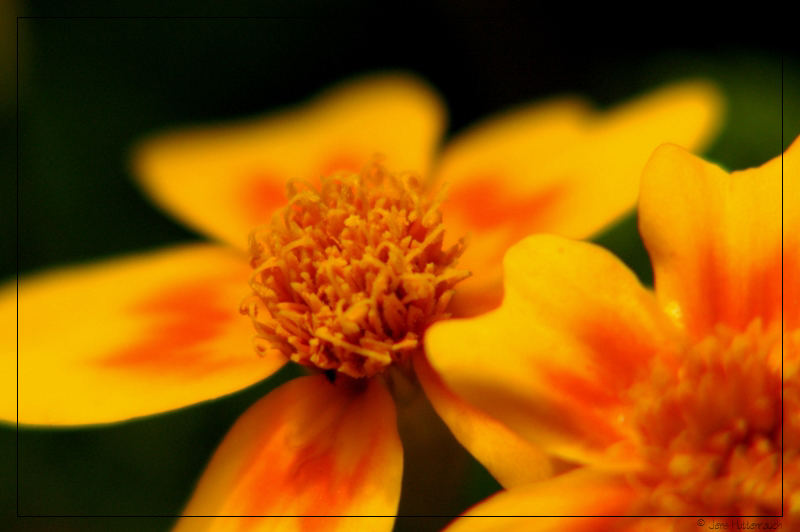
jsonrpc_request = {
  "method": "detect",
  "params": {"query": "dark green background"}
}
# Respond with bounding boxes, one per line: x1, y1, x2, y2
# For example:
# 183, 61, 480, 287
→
5, 3, 797, 531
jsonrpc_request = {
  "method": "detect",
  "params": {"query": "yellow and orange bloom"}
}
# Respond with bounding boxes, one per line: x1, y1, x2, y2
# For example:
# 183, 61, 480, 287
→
425, 138, 796, 530
3, 73, 722, 528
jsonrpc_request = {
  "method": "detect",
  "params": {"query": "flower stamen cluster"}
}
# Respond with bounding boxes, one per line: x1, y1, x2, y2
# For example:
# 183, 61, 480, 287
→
241, 160, 469, 378
623, 320, 795, 515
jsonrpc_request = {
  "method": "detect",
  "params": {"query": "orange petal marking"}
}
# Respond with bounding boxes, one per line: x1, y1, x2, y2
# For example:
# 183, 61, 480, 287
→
541, 370, 621, 410
639, 144, 784, 337
176, 376, 402, 531
318, 151, 362, 177
240, 174, 287, 226
425, 235, 679, 464
235, 415, 376, 518
238, 153, 369, 228
442, 176, 568, 318
446, 176, 567, 232
541, 310, 668, 407
704, 247, 782, 333
786, 247, 800, 330
134, 74, 444, 250
7, 244, 283, 426
518, 370, 624, 452
100, 276, 244, 377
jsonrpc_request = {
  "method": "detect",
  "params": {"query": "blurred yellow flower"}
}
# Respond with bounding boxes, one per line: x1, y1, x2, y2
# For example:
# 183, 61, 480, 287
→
425, 138, 796, 530
3, 73, 722, 529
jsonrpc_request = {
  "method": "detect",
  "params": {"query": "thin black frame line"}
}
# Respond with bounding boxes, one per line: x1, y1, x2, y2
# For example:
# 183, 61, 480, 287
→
17, 16, 320, 20
15, 514, 789, 519
12, 18, 790, 522
15, 14, 20, 521
780, 49, 784, 518
14, 16, 451, 21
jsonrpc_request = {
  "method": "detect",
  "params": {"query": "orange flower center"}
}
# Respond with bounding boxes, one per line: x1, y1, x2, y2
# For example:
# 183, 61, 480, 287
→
624, 320, 797, 516
240, 160, 469, 379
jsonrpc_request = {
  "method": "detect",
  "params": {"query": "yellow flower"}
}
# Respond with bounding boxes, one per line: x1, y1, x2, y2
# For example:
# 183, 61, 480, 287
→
425, 138, 796, 529
3, 73, 721, 528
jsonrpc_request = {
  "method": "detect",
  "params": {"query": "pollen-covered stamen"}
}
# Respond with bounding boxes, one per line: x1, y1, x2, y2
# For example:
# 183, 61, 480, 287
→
623, 320, 797, 516
240, 160, 469, 379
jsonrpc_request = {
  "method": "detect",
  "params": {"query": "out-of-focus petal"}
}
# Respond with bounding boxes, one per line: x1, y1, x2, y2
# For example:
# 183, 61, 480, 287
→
3, 244, 281, 426
135, 73, 445, 249
444, 469, 636, 532
439, 82, 722, 316
639, 141, 789, 337
173, 375, 401, 532
436, 98, 590, 316
425, 235, 678, 464
413, 352, 553, 488
540, 81, 723, 238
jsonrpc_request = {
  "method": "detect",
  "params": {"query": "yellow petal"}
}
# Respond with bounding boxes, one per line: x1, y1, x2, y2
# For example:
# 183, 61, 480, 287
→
413, 352, 553, 489
438, 82, 722, 315
3, 244, 282, 426
540, 80, 723, 238
639, 141, 788, 337
173, 375, 401, 532
135, 73, 445, 249
424, 235, 678, 464
445, 469, 635, 532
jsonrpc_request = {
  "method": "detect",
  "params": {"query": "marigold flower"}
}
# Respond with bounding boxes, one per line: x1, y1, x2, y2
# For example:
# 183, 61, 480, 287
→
424, 138, 796, 530
3, 73, 722, 528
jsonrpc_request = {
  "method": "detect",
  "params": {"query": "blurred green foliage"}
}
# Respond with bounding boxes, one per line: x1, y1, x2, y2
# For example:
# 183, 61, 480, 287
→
4, 4, 797, 531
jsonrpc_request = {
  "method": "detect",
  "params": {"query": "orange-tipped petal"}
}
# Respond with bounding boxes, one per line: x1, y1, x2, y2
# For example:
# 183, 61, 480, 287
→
640, 141, 789, 337
439, 82, 723, 316
413, 352, 553, 488
3, 244, 282, 426
444, 469, 636, 532
135, 73, 445, 249
173, 375, 402, 532
425, 235, 678, 464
